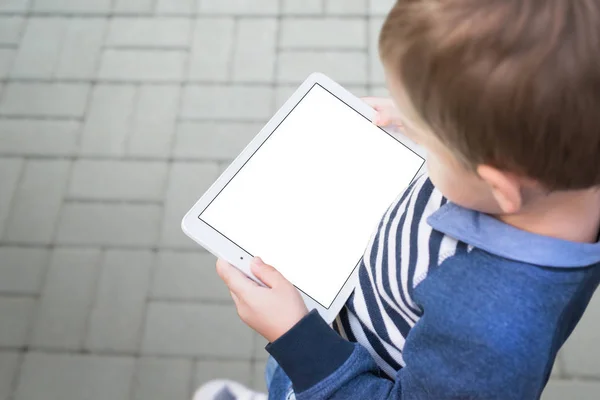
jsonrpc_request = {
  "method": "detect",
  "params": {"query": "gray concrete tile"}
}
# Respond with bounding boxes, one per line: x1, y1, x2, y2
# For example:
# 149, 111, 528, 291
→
0, 17, 24, 45
85, 250, 153, 353
251, 359, 268, 392
0, 352, 20, 400
128, 85, 180, 158
80, 84, 137, 156
54, 18, 106, 80
0, 159, 23, 239
542, 380, 600, 400
56, 203, 161, 247
150, 251, 231, 301
277, 51, 367, 85
280, 18, 367, 49
232, 18, 277, 83
0, 297, 35, 347
198, 0, 279, 15
98, 49, 186, 82
10, 18, 105, 80
0, 49, 14, 79
142, 302, 254, 358
551, 352, 562, 378
188, 18, 235, 82
282, 0, 322, 14
274, 84, 367, 110
195, 360, 252, 388
253, 333, 269, 361
15, 353, 135, 400
0, 120, 79, 156
181, 85, 273, 120
326, 0, 366, 14
0, 247, 48, 295
3, 160, 70, 244
173, 121, 261, 160
33, 0, 111, 13
0, 0, 29, 12
368, 0, 395, 15
0, 83, 89, 118
30, 249, 101, 350
9, 17, 63, 79
113, 0, 154, 13
369, 17, 386, 85
561, 290, 600, 377
156, 0, 194, 14
68, 160, 168, 201
160, 162, 219, 248
107, 18, 191, 48
132, 357, 193, 400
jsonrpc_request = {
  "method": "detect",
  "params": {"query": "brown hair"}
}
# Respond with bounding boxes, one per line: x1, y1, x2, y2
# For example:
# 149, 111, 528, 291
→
379, 0, 600, 190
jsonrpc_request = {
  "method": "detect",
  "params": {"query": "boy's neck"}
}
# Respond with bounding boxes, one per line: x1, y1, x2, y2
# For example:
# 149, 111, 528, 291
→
497, 188, 600, 244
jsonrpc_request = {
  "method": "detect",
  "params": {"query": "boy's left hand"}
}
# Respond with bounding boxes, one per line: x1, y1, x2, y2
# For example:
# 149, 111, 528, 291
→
216, 257, 308, 343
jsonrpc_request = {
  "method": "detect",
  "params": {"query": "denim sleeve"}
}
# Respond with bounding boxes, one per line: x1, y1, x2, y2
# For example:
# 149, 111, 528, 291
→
265, 245, 600, 400
267, 311, 549, 400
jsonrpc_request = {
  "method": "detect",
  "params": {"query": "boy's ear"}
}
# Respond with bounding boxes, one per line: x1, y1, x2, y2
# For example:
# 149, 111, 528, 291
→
477, 165, 523, 214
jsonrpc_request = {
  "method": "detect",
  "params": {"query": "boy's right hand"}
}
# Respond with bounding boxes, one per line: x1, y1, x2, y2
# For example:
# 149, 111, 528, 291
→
362, 97, 404, 129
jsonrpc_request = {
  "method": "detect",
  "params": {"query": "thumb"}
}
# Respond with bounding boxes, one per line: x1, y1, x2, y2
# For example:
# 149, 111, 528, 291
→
251, 257, 286, 288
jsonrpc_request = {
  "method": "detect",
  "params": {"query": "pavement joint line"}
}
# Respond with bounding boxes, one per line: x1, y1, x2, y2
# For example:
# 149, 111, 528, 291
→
102, 44, 190, 51
0, 114, 84, 121
0, 78, 383, 87
0, 154, 231, 163
122, 82, 141, 156
227, 17, 240, 82
145, 297, 233, 305
0, 242, 211, 253
81, 248, 107, 353
0, 346, 255, 362
0, 292, 40, 299
0, 78, 289, 86
64, 198, 164, 206
277, 47, 368, 52
0, 12, 391, 19
0, 156, 26, 241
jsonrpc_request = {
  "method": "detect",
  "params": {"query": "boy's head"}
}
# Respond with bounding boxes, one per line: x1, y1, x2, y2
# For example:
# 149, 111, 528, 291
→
380, 0, 600, 214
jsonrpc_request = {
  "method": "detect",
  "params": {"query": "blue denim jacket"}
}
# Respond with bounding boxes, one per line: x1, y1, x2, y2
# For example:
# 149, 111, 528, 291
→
265, 200, 600, 399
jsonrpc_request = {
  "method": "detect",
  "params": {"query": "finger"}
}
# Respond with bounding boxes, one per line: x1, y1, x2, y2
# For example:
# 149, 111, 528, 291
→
216, 259, 258, 295
250, 257, 287, 288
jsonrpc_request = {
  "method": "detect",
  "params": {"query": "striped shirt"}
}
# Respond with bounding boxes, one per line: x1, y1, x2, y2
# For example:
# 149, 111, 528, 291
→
334, 174, 464, 377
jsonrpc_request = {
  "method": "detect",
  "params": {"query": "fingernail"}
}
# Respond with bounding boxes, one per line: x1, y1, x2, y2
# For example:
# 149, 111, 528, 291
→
252, 256, 263, 266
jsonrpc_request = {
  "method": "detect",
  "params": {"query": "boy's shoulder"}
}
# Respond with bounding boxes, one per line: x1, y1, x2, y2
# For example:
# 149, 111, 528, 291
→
418, 179, 600, 358
422, 174, 600, 314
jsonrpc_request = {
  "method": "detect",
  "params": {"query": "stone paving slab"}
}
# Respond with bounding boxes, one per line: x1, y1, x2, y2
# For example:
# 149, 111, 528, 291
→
30, 249, 101, 350
14, 353, 135, 400
0, 0, 598, 398
0, 351, 20, 400
132, 357, 193, 400
0, 247, 48, 295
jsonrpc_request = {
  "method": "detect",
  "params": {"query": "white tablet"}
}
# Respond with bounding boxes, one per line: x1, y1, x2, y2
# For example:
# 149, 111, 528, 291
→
182, 73, 425, 323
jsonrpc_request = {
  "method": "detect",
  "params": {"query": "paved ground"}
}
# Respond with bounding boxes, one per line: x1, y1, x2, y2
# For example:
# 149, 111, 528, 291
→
0, 0, 598, 399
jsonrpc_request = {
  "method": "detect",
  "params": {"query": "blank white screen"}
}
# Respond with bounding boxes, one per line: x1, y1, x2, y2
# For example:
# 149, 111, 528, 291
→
200, 84, 423, 308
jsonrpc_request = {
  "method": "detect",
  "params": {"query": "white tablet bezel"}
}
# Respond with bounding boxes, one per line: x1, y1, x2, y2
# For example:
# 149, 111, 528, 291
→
182, 72, 425, 323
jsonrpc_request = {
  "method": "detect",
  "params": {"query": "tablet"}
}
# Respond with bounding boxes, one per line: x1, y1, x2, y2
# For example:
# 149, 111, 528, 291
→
182, 73, 425, 323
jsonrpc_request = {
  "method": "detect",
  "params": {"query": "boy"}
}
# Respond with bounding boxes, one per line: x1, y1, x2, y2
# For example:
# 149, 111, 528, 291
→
195, 0, 600, 398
